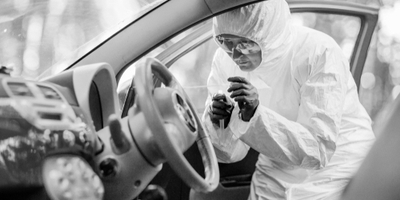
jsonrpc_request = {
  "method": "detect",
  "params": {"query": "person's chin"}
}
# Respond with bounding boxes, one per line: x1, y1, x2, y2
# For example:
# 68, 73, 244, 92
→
237, 62, 255, 72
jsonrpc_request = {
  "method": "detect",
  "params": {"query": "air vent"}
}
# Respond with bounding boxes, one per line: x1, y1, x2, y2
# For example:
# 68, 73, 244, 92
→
38, 85, 62, 100
38, 112, 62, 120
7, 82, 34, 97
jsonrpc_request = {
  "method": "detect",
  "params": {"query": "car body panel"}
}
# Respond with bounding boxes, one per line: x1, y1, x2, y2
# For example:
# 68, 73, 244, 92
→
342, 94, 400, 200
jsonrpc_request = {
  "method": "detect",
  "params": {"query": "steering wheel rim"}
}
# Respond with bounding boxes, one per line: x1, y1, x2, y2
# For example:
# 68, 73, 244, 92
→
134, 57, 219, 193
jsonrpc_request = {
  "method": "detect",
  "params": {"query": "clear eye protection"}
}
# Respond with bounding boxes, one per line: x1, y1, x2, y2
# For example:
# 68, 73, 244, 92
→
215, 35, 261, 55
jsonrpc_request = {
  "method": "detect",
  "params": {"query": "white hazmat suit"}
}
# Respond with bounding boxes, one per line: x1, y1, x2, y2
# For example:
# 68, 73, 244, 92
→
201, 0, 376, 199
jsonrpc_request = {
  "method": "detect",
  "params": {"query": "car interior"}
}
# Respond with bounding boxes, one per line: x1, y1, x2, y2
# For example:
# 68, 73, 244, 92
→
1, 0, 392, 199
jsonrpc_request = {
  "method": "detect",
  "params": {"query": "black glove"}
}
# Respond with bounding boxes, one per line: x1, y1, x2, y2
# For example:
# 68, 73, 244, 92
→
227, 76, 259, 121
208, 92, 234, 129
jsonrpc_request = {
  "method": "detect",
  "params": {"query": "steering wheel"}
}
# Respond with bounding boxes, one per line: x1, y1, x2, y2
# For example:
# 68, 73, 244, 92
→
134, 57, 219, 193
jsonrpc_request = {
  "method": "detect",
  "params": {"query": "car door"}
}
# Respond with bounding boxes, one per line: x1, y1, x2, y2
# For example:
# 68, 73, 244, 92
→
119, 1, 378, 200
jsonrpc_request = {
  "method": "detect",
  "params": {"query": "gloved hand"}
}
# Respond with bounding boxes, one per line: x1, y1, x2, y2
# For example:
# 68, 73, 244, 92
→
227, 76, 259, 121
208, 92, 234, 129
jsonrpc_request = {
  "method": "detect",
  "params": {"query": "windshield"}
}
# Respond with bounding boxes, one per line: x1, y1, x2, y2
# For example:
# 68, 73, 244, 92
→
0, 0, 165, 80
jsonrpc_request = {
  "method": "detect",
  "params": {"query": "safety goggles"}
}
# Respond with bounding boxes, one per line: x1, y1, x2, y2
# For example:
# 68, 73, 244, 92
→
215, 35, 261, 55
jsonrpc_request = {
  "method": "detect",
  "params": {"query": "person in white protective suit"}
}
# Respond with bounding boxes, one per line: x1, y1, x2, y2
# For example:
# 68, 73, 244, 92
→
201, 0, 376, 199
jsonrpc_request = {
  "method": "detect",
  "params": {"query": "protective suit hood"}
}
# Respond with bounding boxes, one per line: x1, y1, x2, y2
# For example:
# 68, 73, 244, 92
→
213, 0, 294, 71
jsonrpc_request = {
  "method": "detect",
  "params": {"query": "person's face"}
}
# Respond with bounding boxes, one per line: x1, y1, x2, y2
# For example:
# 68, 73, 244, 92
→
215, 34, 262, 72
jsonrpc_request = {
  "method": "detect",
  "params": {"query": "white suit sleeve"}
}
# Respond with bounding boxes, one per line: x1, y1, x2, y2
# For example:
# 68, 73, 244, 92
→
230, 46, 348, 170
201, 49, 250, 163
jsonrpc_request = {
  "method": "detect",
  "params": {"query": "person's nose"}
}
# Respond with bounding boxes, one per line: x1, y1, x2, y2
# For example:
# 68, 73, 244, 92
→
231, 47, 242, 59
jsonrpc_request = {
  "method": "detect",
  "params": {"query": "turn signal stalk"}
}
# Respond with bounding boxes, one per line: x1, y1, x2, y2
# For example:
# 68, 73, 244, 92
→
108, 114, 130, 154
